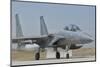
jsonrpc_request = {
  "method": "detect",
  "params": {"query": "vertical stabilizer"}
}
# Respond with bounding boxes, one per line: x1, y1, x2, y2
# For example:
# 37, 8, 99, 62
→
40, 16, 48, 35
15, 14, 23, 37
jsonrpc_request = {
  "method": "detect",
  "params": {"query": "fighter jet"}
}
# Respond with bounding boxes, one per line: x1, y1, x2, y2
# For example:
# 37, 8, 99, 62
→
12, 14, 93, 60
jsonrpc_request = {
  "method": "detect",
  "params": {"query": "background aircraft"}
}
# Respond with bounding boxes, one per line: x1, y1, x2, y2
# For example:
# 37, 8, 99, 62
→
12, 14, 93, 60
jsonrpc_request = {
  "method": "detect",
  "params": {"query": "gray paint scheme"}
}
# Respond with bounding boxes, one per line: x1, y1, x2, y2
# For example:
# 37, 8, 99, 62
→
12, 14, 93, 51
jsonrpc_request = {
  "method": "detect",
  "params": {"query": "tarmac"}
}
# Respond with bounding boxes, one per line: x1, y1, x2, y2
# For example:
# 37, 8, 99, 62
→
12, 56, 95, 66
11, 47, 95, 66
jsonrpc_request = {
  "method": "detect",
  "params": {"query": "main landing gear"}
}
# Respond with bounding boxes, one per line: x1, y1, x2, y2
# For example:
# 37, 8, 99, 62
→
35, 52, 40, 60
55, 47, 70, 59
55, 47, 61, 59
56, 51, 60, 59
35, 48, 40, 60
35, 48, 45, 60
66, 53, 69, 59
55, 51, 70, 59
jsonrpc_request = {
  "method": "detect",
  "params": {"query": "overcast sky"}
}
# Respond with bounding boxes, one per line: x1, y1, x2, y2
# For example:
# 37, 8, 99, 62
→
12, 1, 96, 48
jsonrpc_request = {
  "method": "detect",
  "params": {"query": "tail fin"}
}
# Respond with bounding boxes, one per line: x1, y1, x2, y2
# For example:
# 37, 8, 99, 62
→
40, 16, 48, 35
15, 14, 23, 37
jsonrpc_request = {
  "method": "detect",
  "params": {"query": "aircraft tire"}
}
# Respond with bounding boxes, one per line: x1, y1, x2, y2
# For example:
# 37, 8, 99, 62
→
56, 52, 60, 59
66, 53, 69, 59
35, 52, 40, 60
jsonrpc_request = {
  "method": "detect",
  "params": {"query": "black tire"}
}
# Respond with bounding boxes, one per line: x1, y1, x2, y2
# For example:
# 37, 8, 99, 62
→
35, 53, 40, 60
56, 52, 60, 59
66, 53, 69, 59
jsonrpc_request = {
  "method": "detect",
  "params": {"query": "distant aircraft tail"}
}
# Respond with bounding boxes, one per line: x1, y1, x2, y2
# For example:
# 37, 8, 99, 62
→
40, 16, 48, 35
15, 14, 23, 37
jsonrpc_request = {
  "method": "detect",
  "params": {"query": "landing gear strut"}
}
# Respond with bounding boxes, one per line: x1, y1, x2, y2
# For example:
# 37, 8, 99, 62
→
65, 45, 71, 59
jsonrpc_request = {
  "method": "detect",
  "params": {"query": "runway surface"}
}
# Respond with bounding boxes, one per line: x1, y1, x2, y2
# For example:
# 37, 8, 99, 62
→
12, 56, 95, 66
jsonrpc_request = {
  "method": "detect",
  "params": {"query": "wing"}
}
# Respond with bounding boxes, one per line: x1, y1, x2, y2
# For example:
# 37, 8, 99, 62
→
12, 35, 48, 45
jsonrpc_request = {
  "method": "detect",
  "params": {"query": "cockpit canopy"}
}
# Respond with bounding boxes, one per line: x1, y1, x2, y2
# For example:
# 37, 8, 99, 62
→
64, 24, 81, 32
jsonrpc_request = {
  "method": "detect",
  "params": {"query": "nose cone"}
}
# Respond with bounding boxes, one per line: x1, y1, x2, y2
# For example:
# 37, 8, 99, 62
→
80, 36, 94, 44
88, 38, 93, 42
80, 38, 93, 44
78, 32, 94, 44
85, 38, 94, 43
